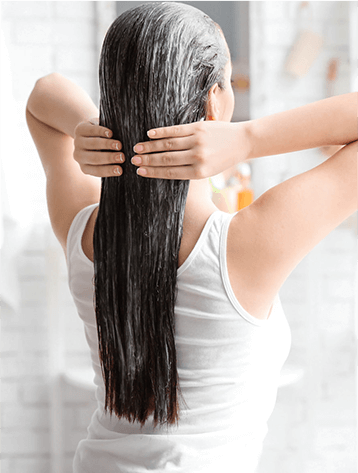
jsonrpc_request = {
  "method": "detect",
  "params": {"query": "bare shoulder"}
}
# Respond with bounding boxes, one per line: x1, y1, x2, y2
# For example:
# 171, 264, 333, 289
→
227, 141, 357, 320
226, 206, 279, 320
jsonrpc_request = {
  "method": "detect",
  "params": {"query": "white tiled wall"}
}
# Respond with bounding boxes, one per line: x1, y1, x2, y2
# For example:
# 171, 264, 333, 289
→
1, 2, 356, 473
249, 2, 357, 473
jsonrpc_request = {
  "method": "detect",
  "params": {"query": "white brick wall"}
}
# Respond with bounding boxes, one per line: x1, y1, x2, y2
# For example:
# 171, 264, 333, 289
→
249, 3, 356, 473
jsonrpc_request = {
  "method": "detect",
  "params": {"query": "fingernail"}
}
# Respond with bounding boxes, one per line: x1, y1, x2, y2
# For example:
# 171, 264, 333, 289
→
137, 168, 147, 176
115, 154, 124, 163
105, 131, 111, 138
147, 130, 156, 137
114, 167, 122, 175
131, 156, 142, 165
134, 144, 143, 152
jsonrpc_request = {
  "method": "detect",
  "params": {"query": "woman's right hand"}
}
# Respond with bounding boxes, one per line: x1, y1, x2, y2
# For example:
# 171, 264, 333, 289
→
73, 118, 125, 177
132, 120, 252, 180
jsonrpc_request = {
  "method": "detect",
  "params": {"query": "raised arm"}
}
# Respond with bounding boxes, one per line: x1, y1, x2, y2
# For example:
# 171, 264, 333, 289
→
225, 93, 357, 319
246, 92, 357, 159
73, 93, 357, 180
130, 92, 357, 179
26, 72, 123, 251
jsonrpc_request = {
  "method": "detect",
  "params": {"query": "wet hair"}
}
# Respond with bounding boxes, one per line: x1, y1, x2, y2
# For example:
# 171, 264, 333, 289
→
94, 1, 229, 429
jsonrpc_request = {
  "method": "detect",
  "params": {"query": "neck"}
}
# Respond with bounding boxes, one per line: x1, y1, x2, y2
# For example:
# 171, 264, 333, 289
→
184, 178, 218, 222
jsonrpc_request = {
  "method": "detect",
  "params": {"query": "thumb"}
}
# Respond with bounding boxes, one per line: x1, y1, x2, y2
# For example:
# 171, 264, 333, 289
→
88, 117, 99, 126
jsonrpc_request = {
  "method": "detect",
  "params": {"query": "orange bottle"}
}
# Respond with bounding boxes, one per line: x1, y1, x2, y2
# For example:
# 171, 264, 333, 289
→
236, 163, 254, 211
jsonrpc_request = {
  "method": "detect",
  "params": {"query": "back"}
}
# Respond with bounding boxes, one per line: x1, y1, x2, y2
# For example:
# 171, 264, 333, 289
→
67, 204, 291, 473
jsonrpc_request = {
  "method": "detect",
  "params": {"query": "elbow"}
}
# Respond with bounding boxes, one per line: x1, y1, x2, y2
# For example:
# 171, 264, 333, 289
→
26, 73, 56, 115
26, 85, 38, 117
29, 72, 62, 96
35, 72, 62, 86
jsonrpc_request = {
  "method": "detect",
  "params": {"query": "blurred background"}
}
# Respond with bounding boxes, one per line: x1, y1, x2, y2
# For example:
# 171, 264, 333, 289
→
1, 2, 357, 473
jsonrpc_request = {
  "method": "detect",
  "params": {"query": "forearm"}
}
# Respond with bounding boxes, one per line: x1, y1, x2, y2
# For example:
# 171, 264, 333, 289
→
26, 72, 98, 138
245, 92, 358, 160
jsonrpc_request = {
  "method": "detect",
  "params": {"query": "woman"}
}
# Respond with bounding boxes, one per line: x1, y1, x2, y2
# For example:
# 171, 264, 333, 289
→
26, 2, 357, 473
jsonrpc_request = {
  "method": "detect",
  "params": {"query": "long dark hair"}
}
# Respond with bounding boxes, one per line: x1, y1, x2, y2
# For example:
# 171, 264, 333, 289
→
94, 1, 228, 429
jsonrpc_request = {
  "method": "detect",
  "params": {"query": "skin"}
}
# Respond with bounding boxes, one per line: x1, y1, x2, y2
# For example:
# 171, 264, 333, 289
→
26, 64, 357, 322
83, 58, 236, 268
79, 57, 237, 269
179, 59, 235, 211
75, 54, 276, 319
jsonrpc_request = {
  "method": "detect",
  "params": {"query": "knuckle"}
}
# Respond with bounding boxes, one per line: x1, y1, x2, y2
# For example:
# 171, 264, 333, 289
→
165, 140, 172, 150
73, 135, 80, 147
194, 165, 205, 180
81, 164, 90, 175
74, 149, 85, 164
74, 122, 83, 134
197, 121, 205, 133
173, 126, 180, 136
76, 136, 84, 148
165, 168, 174, 179
92, 137, 101, 149
99, 138, 107, 149
196, 135, 205, 149
195, 151, 205, 165
163, 153, 171, 165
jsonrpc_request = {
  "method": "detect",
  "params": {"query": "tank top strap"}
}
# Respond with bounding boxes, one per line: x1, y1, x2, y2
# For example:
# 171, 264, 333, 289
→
177, 210, 229, 277
66, 203, 99, 274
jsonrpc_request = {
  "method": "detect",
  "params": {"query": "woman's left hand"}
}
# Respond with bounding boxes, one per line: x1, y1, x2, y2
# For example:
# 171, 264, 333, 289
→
73, 118, 125, 177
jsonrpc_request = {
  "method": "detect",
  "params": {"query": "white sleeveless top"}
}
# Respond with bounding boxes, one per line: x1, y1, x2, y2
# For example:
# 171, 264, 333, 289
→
67, 203, 291, 473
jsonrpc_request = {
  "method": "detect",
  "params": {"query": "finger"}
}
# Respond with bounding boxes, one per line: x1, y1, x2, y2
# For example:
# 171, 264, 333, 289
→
133, 135, 196, 155
79, 136, 122, 151
75, 150, 125, 165
131, 150, 194, 168
81, 164, 123, 178
146, 122, 197, 139
88, 117, 99, 125
76, 121, 113, 139
136, 165, 200, 180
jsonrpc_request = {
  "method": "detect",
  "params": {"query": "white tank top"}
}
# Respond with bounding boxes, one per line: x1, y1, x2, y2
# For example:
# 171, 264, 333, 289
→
67, 203, 291, 473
